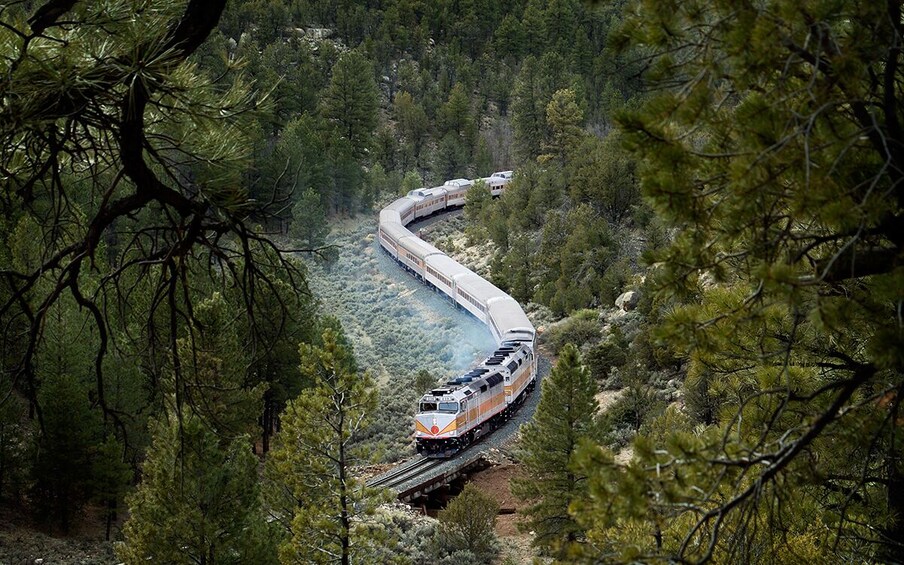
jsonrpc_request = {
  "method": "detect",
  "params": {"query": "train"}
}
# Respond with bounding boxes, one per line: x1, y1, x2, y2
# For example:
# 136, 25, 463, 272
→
377, 171, 538, 458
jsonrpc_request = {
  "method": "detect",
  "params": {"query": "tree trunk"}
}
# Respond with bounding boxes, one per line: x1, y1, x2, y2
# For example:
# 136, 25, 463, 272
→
338, 403, 350, 565
261, 391, 272, 453
105, 500, 114, 541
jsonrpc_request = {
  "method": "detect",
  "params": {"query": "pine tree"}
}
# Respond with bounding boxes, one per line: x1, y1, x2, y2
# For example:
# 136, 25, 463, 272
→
0, 389, 27, 505
496, 234, 534, 304
30, 371, 101, 531
569, 134, 638, 224
322, 50, 379, 158
541, 88, 585, 165
24, 280, 108, 531
521, 0, 548, 56
474, 136, 494, 176
543, 0, 580, 53
393, 91, 429, 163
291, 187, 330, 251
400, 170, 424, 195
432, 132, 470, 182
241, 274, 319, 454
90, 437, 132, 541
512, 55, 580, 160
178, 292, 264, 437
511, 56, 547, 159
267, 328, 383, 565
492, 14, 524, 61
264, 115, 330, 215
464, 179, 492, 242
119, 414, 277, 564
513, 344, 598, 557
439, 83, 474, 141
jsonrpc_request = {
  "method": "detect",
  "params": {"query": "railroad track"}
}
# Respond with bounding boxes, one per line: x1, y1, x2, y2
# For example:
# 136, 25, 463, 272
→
367, 456, 443, 490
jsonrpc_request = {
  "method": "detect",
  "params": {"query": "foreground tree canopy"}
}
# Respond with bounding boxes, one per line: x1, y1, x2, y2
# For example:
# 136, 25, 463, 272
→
267, 328, 382, 565
0, 0, 306, 434
119, 413, 276, 565
513, 344, 597, 559
0, 0, 319, 536
573, 0, 904, 562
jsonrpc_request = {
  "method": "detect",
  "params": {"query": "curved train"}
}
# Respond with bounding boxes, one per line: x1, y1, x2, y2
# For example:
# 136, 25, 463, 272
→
378, 172, 538, 458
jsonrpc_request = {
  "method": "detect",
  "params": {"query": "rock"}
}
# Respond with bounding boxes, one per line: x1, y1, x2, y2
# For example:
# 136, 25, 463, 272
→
615, 290, 640, 311
304, 27, 334, 40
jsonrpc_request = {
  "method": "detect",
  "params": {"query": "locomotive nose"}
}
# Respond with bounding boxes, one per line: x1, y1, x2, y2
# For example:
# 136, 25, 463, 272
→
415, 413, 457, 437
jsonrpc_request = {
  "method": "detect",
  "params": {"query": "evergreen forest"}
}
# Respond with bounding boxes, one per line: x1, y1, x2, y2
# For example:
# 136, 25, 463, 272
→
0, 0, 902, 563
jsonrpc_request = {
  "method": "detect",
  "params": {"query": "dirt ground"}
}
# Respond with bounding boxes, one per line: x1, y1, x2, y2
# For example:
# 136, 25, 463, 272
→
0, 505, 118, 565
468, 463, 537, 564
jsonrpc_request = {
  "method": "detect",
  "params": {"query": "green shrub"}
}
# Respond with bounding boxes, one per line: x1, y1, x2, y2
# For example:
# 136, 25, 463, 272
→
585, 325, 629, 386
436, 484, 499, 563
541, 310, 601, 354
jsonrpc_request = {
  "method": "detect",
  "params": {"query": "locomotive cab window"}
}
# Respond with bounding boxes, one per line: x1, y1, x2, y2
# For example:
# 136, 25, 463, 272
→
420, 402, 437, 412
438, 402, 459, 413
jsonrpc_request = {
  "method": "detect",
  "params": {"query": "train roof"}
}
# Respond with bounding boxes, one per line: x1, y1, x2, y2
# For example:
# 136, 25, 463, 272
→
443, 367, 505, 392
424, 254, 473, 279
455, 272, 507, 305
385, 197, 416, 215
481, 342, 528, 365
407, 186, 447, 199
380, 220, 413, 241
487, 297, 535, 339
481, 176, 508, 187
443, 178, 472, 187
379, 209, 401, 225
425, 186, 448, 196
426, 342, 531, 396
443, 182, 470, 193
398, 234, 444, 260
491, 170, 513, 179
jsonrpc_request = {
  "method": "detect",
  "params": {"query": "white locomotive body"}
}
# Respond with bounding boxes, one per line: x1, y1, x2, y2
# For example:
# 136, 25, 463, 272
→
377, 171, 538, 458
414, 342, 535, 457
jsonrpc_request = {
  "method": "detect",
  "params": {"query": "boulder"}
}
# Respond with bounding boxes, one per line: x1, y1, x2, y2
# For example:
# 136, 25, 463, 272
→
304, 27, 334, 40
615, 290, 640, 311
